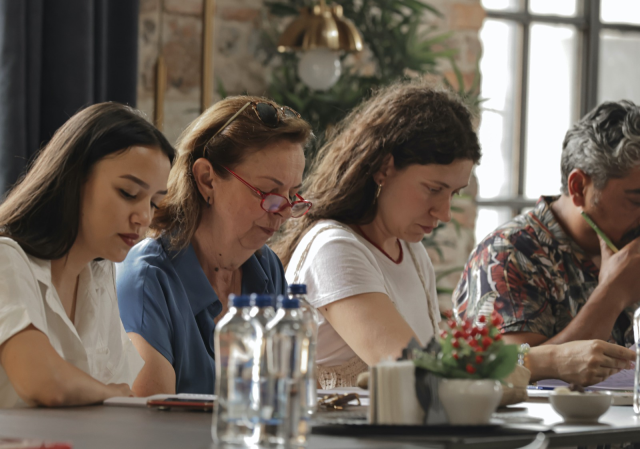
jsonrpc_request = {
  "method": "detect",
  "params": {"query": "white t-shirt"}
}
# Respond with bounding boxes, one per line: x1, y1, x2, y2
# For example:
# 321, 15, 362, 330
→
285, 220, 440, 367
0, 237, 144, 408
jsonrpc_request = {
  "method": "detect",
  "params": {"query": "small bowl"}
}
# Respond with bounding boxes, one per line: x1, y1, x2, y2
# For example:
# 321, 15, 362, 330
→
549, 391, 612, 423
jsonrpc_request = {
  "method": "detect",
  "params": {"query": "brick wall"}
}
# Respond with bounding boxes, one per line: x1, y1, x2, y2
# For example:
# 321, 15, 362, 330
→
138, 0, 267, 143
137, 0, 485, 315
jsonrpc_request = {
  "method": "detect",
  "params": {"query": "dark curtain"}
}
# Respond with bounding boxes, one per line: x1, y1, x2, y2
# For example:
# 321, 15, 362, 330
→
0, 0, 140, 194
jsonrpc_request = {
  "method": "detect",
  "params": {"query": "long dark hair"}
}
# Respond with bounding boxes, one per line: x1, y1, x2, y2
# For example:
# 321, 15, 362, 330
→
0, 102, 175, 260
274, 80, 482, 267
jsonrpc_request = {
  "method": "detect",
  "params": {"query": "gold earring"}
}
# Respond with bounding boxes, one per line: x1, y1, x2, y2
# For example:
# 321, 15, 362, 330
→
375, 183, 383, 199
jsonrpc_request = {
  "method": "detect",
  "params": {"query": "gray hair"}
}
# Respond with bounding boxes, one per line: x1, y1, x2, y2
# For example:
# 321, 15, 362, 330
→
561, 100, 640, 195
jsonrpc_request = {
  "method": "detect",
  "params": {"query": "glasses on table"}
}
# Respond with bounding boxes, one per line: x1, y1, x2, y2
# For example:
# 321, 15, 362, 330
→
318, 393, 361, 410
222, 166, 312, 218
203, 101, 301, 158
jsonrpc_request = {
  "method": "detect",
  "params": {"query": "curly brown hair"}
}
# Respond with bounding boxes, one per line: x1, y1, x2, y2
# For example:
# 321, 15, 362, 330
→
273, 80, 481, 268
150, 95, 312, 252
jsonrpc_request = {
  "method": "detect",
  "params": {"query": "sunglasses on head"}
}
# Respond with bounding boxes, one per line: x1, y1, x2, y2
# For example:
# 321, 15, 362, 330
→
203, 101, 301, 158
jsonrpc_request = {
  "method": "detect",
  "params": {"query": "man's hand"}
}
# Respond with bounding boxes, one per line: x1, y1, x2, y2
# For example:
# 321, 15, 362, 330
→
552, 340, 635, 386
598, 235, 640, 308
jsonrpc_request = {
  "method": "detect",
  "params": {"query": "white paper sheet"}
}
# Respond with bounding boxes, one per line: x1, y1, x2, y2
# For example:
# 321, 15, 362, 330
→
317, 387, 369, 398
104, 393, 216, 407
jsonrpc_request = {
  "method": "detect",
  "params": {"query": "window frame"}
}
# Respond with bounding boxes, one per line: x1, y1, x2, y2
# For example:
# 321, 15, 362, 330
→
478, 0, 640, 215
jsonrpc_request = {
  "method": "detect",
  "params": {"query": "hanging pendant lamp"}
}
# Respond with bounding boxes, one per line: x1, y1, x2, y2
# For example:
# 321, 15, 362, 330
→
277, 1, 363, 91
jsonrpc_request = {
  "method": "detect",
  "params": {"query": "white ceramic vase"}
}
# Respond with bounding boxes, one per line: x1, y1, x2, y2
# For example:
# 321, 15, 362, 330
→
438, 379, 503, 425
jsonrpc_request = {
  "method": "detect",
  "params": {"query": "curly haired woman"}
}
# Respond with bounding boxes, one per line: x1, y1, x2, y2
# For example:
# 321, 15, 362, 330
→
274, 81, 481, 388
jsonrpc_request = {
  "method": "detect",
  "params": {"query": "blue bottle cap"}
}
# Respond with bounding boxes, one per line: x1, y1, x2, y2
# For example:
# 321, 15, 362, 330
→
250, 293, 273, 308
288, 284, 307, 295
278, 296, 299, 309
229, 294, 251, 308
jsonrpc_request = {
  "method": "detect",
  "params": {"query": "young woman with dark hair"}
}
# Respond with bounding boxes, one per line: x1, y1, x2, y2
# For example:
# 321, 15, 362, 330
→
274, 81, 482, 388
0, 102, 174, 407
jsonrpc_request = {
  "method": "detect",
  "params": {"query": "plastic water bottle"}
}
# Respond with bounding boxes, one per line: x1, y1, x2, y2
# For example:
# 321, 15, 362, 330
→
288, 284, 319, 444
263, 296, 307, 446
633, 308, 640, 413
250, 293, 277, 428
212, 294, 264, 445
250, 293, 276, 326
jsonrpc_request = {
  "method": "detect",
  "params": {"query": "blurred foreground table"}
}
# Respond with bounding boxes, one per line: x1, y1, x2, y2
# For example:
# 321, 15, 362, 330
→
0, 402, 639, 449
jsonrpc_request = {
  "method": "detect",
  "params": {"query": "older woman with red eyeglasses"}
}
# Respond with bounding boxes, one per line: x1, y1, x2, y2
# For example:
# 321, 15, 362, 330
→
116, 96, 312, 396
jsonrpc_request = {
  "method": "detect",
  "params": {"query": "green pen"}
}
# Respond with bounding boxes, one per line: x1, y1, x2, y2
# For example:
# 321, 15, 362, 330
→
581, 211, 619, 253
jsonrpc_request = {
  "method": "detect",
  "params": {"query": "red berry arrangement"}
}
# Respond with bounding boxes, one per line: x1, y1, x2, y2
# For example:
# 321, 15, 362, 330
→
414, 312, 518, 380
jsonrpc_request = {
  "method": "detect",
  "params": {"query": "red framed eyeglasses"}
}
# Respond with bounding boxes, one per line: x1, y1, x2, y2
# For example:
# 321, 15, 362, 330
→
222, 166, 312, 218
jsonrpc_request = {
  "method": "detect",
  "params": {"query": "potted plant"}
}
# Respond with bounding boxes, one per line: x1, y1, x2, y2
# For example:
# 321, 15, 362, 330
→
413, 313, 518, 425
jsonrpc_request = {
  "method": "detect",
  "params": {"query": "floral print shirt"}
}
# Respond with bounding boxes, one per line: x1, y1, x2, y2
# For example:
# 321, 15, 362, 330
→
453, 196, 636, 347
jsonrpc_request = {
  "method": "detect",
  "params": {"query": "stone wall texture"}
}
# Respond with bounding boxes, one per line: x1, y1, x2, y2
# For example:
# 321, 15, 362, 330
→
137, 0, 485, 316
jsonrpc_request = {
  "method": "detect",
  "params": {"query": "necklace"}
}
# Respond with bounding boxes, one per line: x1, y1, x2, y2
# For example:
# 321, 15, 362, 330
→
354, 225, 403, 264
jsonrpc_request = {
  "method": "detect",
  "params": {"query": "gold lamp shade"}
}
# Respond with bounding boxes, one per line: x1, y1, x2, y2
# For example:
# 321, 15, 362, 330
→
277, 2, 363, 53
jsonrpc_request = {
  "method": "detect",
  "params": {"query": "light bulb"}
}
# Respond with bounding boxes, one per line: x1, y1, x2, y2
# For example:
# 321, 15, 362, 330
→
297, 49, 341, 91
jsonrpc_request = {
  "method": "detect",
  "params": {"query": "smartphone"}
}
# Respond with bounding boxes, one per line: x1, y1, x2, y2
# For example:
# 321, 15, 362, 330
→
147, 397, 214, 412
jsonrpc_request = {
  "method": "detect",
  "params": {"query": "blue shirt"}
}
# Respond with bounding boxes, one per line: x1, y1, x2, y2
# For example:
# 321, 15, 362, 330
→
116, 237, 287, 394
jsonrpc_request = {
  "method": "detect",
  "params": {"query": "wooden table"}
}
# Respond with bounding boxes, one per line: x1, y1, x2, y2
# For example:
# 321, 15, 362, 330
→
1, 401, 640, 449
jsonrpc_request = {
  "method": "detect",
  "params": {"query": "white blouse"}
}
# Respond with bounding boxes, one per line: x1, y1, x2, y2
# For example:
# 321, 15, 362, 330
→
0, 237, 143, 408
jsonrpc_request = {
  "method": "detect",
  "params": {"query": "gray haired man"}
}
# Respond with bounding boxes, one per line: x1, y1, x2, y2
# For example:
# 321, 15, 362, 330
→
454, 101, 640, 385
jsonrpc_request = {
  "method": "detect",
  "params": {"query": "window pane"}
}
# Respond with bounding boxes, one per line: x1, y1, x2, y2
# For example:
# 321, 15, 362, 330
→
598, 30, 640, 104
529, 0, 578, 17
475, 207, 512, 244
481, 0, 522, 12
476, 19, 520, 199
525, 23, 579, 199
601, 0, 640, 25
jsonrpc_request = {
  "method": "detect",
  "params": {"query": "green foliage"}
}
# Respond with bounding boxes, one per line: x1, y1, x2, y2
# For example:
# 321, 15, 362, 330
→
442, 55, 484, 113
259, 1, 481, 296
414, 316, 518, 380
262, 0, 478, 157
422, 217, 461, 295
422, 194, 473, 295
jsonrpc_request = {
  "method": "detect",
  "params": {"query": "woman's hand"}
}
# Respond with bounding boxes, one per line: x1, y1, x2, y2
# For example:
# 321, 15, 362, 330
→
106, 383, 134, 398
530, 340, 634, 386
0, 325, 134, 407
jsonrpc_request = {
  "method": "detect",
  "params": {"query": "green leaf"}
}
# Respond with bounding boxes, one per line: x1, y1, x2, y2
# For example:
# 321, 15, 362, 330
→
216, 78, 228, 99
451, 217, 461, 235
413, 352, 447, 375
483, 344, 519, 380
432, 245, 444, 262
263, 0, 482, 169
